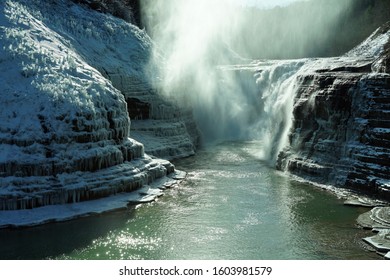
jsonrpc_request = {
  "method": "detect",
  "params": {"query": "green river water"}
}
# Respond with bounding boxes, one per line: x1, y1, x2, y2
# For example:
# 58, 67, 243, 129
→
0, 141, 378, 260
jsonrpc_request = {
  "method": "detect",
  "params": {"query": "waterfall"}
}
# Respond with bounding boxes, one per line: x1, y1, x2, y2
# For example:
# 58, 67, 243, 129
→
249, 60, 306, 163
141, 0, 311, 164
151, 57, 307, 164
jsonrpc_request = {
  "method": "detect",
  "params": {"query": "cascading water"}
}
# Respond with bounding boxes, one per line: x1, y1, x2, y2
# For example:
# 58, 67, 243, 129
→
202, 60, 307, 163
142, 0, 312, 164
249, 60, 307, 162
152, 56, 309, 164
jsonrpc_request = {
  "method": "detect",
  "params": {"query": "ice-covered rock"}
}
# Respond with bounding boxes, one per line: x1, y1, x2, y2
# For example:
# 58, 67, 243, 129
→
0, 170, 182, 228
386, 251, 390, 260
0, 0, 178, 212
104, 62, 200, 160
344, 196, 387, 207
357, 207, 390, 258
357, 207, 390, 230
363, 230, 390, 254
31, 0, 201, 159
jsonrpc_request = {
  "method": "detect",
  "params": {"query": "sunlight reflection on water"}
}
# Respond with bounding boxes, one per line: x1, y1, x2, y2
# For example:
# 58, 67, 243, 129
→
0, 141, 379, 260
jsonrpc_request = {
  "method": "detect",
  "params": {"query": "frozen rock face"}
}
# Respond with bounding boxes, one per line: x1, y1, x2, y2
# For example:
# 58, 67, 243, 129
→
0, 0, 174, 211
55, 0, 200, 159
105, 75, 200, 160
277, 23, 390, 200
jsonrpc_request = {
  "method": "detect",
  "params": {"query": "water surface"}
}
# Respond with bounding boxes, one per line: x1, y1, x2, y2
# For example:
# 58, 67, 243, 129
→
0, 141, 377, 259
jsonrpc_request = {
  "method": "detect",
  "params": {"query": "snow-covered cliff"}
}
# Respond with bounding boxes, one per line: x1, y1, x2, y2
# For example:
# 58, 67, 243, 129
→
0, 0, 195, 215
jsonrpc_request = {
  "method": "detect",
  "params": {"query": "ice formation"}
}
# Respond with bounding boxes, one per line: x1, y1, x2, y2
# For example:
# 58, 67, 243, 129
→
0, 0, 191, 215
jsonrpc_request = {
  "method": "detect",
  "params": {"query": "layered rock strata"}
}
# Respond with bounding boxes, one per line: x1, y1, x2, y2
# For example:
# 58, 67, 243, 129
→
270, 23, 390, 258
103, 74, 200, 160
277, 24, 390, 200
54, 0, 200, 159
0, 0, 179, 212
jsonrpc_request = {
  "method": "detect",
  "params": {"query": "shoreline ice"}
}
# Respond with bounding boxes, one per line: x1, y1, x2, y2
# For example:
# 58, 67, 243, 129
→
0, 170, 186, 229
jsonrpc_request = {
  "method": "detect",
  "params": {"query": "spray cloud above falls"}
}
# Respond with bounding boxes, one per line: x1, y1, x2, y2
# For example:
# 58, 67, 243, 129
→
140, 0, 358, 160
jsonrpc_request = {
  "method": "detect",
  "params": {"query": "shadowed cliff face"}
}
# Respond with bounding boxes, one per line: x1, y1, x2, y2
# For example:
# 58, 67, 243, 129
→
381, 23, 390, 73
277, 23, 390, 200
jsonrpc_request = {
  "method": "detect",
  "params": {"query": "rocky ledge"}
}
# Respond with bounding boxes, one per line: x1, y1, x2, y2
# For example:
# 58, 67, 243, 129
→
0, 0, 194, 220
31, 0, 200, 160
277, 22, 390, 200
275, 22, 390, 258
102, 74, 200, 160
357, 207, 390, 259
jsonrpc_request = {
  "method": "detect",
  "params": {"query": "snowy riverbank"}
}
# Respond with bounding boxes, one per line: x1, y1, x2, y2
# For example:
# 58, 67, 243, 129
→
0, 169, 186, 228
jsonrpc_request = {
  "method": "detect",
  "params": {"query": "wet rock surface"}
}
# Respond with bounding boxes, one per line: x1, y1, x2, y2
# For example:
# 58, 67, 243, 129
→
277, 24, 390, 200
357, 207, 390, 258
271, 23, 390, 258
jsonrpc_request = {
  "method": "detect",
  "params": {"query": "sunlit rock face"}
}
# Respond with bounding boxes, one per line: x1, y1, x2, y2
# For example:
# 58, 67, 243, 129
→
277, 23, 390, 200
62, 1, 200, 159
0, 0, 175, 210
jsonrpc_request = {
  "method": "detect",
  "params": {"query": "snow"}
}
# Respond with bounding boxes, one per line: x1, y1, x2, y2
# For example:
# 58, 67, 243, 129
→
0, 171, 183, 228
346, 26, 390, 59
0, 0, 155, 148
0, 0, 180, 221
0, 0, 131, 159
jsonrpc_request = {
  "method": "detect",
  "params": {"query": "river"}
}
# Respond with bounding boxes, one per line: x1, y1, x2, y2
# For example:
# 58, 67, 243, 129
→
0, 141, 378, 260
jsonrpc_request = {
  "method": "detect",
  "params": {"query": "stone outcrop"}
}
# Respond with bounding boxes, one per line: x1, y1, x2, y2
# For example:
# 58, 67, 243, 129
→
270, 23, 390, 258
277, 24, 390, 200
59, 0, 200, 160
0, 0, 186, 212
357, 206, 390, 258
101, 73, 200, 160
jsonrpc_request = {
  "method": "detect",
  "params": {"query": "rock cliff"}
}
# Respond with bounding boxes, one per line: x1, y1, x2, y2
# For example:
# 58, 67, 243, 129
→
62, 0, 200, 159
277, 22, 390, 200
0, 0, 196, 213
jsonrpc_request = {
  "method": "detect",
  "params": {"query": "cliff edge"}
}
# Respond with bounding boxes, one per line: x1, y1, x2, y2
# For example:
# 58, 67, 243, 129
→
277, 22, 390, 200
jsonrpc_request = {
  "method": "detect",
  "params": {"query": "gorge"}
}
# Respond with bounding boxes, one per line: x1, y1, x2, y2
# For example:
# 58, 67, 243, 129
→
0, 0, 390, 259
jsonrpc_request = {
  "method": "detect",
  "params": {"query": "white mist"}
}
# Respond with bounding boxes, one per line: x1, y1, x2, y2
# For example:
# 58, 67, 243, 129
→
141, 0, 353, 163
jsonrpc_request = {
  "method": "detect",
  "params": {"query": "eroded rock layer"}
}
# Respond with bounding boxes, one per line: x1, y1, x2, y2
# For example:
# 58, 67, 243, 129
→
104, 74, 200, 160
55, 0, 200, 159
0, 0, 175, 211
277, 25, 390, 199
